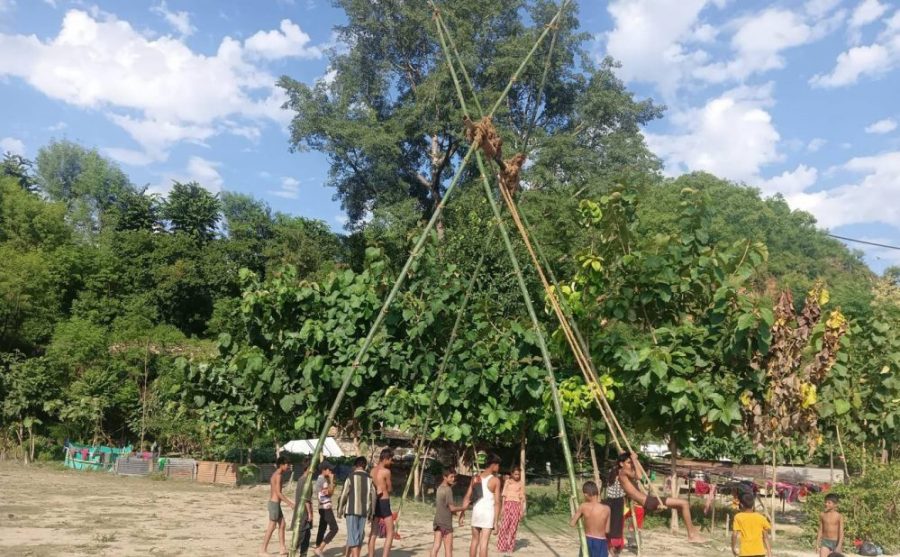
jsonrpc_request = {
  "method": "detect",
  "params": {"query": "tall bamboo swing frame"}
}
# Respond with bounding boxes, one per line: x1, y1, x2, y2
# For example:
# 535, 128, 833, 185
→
289, 3, 661, 554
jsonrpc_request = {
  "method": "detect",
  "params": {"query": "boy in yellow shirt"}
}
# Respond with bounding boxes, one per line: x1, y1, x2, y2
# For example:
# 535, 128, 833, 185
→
731, 492, 772, 557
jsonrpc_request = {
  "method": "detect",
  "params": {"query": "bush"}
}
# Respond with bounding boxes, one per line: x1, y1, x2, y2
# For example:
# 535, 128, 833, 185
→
803, 462, 900, 552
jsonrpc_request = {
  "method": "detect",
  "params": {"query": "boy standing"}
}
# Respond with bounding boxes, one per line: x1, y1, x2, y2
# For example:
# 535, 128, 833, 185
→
569, 481, 611, 557
260, 455, 295, 556
368, 449, 395, 557
313, 461, 338, 556
731, 492, 772, 557
431, 468, 468, 557
816, 494, 844, 557
337, 457, 376, 557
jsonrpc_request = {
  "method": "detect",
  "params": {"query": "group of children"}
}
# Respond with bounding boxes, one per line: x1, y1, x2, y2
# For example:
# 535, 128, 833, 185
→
260, 450, 396, 557
260, 449, 847, 557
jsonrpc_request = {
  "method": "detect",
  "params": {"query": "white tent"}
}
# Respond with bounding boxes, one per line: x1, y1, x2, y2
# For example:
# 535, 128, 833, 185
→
281, 437, 344, 458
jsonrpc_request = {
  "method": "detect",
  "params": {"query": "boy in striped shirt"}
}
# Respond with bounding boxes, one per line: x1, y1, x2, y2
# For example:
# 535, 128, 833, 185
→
337, 457, 377, 557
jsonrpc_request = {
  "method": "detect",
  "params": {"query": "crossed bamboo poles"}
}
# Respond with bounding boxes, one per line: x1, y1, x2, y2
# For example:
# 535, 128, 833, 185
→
290, 3, 659, 554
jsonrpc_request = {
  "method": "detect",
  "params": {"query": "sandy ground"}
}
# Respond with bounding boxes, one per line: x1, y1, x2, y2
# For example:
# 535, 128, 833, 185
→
0, 462, 859, 557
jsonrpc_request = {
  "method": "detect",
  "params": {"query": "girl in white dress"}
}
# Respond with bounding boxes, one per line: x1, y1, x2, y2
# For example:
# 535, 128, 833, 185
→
462, 454, 502, 557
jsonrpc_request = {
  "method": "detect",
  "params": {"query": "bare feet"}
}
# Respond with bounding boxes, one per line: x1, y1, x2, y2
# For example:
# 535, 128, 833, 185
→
687, 532, 707, 543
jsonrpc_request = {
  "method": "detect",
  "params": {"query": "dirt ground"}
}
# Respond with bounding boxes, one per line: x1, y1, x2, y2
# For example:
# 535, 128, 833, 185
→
0, 462, 859, 556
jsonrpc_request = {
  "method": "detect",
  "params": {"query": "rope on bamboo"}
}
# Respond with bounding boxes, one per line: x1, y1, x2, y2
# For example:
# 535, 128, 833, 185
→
439, 5, 666, 511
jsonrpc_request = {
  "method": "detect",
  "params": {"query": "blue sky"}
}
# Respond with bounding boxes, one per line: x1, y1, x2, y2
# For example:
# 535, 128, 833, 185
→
1, 0, 899, 273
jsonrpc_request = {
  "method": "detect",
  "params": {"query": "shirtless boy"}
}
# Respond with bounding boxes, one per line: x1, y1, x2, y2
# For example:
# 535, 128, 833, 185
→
367, 448, 395, 557
616, 452, 704, 542
570, 481, 611, 557
260, 455, 295, 556
816, 494, 844, 556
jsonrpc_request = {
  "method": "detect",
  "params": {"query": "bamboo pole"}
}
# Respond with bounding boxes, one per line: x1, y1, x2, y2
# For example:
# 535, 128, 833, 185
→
432, 7, 588, 554
287, 5, 567, 552
398, 248, 489, 515
434, 13, 648, 551
288, 124, 477, 556
474, 147, 589, 556
588, 420, 601, 489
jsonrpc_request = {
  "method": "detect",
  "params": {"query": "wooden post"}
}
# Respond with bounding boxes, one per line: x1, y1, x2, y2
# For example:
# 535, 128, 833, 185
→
770, 446, 777, 540
669, 440, 679, 532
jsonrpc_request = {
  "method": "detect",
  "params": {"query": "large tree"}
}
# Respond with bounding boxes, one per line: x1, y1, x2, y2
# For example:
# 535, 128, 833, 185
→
162, 181, 221, 242
278, 0, 661, 229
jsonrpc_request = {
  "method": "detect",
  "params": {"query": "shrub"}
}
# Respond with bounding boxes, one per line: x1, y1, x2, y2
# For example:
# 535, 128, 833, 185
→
803, 462, 900, 552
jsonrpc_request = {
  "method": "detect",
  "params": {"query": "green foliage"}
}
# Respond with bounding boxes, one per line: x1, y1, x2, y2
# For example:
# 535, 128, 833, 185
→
820, 276, 900, 446
803, 462, 900, 551
564, 185, 770, 450
162, 181, 221, 242
279, 0, 660, 226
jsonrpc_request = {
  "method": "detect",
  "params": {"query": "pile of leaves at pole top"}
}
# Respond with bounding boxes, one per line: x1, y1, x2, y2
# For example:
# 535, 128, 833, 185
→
742, 283, 849, 453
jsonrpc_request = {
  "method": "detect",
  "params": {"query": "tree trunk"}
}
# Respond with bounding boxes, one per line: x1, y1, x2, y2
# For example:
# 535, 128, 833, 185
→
835, 425, 850, 483
669, 438, 679, 532
140, 340, 150, 452
28, 424, 35, 463
830, 446, 834, 484
520, 430, 527, 515
881, 439, 888, 465
413, 460, 421, 499
587, 420, 601, 488
520, 428, 527, 487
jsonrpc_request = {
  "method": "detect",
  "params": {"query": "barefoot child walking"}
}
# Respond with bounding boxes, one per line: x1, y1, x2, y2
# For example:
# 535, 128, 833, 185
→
569, 481, 611, 557
260, 456, 296, 556
430, 468, 468, 557
816, 494, 844, 556
731, 492, 772, 557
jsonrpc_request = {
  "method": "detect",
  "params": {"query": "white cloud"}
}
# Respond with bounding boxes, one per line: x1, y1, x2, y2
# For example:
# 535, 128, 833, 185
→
694, 9, 830, 83
604, 0, 716, 95
645, 84, 781, 182
811, 43, 892, 86
805, 0, 843, 18
759, 164, 818, 196
150, 1, 195, 38
865, 117, 897, 134
108, 114, 214, 160
244, 19, 322, 60
334, 214, 348, 225
849, 0, 887, 29
103, 147, 155, 166
808, 138, 827, 152
47, 120, 67, 132
788, 151, 900, 228
151, 156, 224, 195
812, 9, 900, 87
0, 10, 321, 161
269, 176, 301, 199
185, 156, 223, 191
1, 136, 25, 156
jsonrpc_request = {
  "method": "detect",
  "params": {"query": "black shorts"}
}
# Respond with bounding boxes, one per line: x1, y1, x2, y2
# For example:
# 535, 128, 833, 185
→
643, 496, 661, 512
374, 498, 392, 518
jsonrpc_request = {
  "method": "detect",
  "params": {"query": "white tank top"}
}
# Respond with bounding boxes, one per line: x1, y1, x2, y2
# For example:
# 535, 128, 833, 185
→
479, 474, 496, 506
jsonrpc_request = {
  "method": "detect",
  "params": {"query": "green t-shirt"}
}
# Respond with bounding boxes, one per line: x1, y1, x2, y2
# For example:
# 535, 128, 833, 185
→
433, 484, 454, 531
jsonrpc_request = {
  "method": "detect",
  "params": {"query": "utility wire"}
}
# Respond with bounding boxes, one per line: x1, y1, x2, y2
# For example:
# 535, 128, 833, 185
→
827, 234, 900, 251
